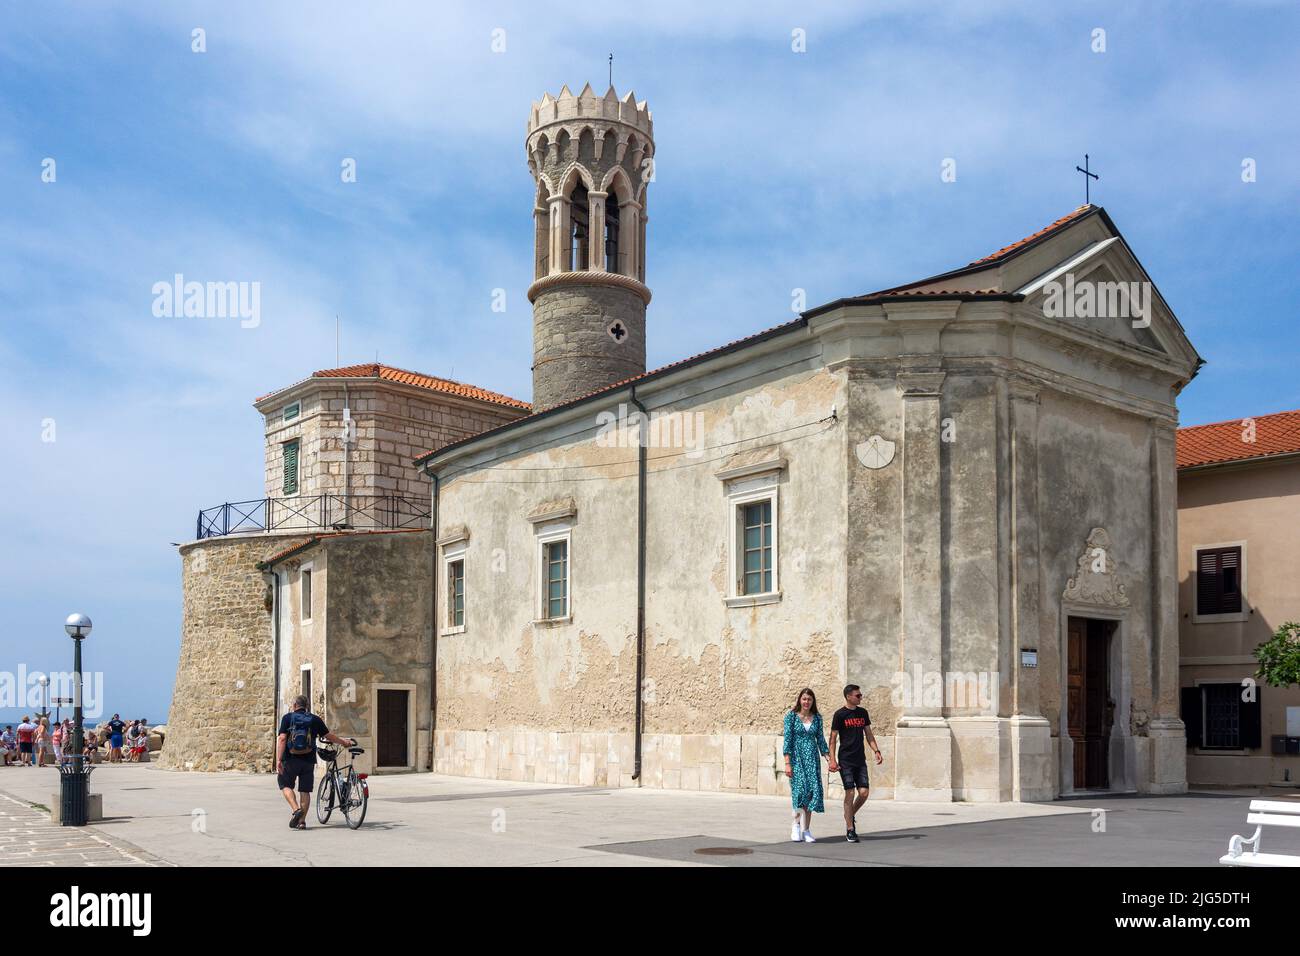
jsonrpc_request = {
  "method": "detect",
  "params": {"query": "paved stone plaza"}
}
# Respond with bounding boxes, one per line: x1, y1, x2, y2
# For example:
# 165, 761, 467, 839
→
2, 765, 1296, 866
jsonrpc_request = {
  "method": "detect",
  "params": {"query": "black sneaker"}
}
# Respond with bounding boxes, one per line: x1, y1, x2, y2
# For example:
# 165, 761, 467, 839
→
289, 809, 304, 829
846, 829, 859, 843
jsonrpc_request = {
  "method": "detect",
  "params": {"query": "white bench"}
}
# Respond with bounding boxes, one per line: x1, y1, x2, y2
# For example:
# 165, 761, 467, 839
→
1220, 800, 1300, 867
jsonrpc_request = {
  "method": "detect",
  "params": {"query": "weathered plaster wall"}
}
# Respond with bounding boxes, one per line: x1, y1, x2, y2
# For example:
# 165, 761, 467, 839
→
161, 533, 309, 772
1035, 389, 1158, 790
432, 357, 848, 793
323, 531, 433, 775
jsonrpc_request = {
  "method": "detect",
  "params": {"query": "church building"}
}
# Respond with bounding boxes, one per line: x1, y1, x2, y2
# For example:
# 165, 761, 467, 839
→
167, 83, 1204, 802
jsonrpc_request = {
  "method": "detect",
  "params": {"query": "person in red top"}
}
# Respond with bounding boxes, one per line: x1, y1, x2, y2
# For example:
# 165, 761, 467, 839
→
15, 717, 37, 767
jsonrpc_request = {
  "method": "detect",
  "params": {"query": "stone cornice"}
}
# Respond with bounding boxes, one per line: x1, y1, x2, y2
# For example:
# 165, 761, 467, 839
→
527, 270, 652, 305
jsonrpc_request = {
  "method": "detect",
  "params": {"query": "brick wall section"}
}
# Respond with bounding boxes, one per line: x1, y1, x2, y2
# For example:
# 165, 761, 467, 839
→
262, 382, 527, 501
159, 533, 311, 772
531, 285, 646, 411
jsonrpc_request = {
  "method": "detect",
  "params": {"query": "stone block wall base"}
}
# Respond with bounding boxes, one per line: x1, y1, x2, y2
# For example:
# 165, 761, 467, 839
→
948, 716, 1012, 802
893, 718, 954, 802
1007, 715, 1056, 801
1144, 717, 1188, 794
49, 792, 103, 824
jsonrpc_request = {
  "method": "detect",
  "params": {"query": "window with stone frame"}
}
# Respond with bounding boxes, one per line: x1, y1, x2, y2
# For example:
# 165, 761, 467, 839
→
447, 558, 465, 628
543, 539, 568, 619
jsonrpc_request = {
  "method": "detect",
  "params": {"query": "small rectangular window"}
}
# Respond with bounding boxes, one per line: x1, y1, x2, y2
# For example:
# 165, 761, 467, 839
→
1202, 683, 1241, 749
283, 402, 300, 422
282, 440, 300, 496
301, 568, 312, 621
448, 559, 465, 627
544, 540, 568, 619
1197, 546, 1242, 615
301, 666, 312, 705
740, 500, 773, 595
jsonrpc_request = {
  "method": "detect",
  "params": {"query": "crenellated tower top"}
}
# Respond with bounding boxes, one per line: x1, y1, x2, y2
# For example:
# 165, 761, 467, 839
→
525, 84, 655, 411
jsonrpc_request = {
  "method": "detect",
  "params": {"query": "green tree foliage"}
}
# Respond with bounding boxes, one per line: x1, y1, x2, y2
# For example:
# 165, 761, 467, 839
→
1255, 621, 1300, 689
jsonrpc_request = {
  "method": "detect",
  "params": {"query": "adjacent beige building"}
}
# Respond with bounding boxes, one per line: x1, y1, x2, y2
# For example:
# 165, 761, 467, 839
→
1177, 409, 1300, 788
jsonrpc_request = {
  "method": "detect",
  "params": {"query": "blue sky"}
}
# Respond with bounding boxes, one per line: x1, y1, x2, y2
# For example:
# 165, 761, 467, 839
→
1, 1, 1297, 725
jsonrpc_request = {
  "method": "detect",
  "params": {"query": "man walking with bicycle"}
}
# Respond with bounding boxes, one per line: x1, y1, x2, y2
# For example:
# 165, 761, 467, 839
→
276, 695, 355, 830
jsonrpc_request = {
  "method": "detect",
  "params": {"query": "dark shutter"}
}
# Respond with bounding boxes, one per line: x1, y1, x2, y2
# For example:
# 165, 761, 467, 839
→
1181, 686, 1203, 748
1241, 685, 1262, 749
1196, 546, 1243, 615
1196, 551, 1221, 614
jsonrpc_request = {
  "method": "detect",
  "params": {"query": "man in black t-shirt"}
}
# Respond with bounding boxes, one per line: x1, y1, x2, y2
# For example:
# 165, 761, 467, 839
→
828, 684, 882, 843
106, 715, 127, 764
276, 695, 355, 830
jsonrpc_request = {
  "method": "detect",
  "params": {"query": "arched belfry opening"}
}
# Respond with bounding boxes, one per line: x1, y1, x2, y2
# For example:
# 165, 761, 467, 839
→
604, 192, 620, 274
525, 84, 654, 411
569, 182, 590, 273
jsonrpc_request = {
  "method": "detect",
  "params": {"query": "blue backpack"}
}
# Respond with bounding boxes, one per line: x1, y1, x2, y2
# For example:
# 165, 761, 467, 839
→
286, 711, 315, 756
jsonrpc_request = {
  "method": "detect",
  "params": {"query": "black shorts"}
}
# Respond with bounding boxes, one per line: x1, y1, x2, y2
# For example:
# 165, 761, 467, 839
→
838, 763, 870, 791
278, 755, 315, 792
18, 742, 33, 754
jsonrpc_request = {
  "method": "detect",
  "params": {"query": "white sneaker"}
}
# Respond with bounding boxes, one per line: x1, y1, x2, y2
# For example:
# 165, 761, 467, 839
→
802, 831, 817, 843
791, 822, 802, 842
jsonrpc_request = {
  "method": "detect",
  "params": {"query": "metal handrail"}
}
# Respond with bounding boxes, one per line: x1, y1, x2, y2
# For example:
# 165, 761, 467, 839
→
195, 495, 430, 539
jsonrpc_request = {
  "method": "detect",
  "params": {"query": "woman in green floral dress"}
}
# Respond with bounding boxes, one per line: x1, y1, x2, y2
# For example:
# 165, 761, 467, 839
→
783, 687, 828, 843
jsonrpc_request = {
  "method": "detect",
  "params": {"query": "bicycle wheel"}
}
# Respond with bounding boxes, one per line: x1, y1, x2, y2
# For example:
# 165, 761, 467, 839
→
342, 768, 368, 829
315, 771, 334, 824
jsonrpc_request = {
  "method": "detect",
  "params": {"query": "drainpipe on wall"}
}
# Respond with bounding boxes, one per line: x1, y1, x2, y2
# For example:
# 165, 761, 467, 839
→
266, 570, 281, 774
427, 472, 440, 773
629, 385, 648, 781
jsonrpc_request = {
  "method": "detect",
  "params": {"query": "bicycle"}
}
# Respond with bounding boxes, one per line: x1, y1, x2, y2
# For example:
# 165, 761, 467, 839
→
315, 743, 369, 829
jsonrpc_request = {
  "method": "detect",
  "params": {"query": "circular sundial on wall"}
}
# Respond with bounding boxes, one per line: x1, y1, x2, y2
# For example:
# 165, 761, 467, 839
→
855, 434, 896, 470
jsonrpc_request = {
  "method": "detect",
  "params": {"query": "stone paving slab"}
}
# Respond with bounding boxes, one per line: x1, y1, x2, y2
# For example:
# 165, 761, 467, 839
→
0, 791, 171, 867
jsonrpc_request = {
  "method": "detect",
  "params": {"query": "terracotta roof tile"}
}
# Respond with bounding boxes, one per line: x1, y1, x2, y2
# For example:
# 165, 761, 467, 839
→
1177, 409, 1300, 469
256, 363, 530, 410
967, 205, 1095, 266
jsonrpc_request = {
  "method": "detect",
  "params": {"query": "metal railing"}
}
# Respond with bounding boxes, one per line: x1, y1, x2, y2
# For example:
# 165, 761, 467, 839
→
196, 495, 430, 539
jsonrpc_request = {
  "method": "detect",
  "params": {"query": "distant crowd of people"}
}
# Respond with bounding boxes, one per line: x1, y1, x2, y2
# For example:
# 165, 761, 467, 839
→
1, 713, 150, 767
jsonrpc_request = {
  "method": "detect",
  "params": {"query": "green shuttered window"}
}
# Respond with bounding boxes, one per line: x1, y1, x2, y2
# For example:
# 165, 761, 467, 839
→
282, 440, 300, 495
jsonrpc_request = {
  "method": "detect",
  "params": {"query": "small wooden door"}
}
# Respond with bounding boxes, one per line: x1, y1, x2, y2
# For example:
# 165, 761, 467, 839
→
377, 689, 409, 768
1067, 617, 1112, 789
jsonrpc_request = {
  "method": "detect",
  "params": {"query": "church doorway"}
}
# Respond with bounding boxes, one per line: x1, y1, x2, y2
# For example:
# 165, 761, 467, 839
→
1066, 617, 1116, 789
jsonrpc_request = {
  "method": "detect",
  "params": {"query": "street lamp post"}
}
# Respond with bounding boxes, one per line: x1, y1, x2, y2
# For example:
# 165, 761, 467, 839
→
37, 675, 49, 722
60, 613, 93, 826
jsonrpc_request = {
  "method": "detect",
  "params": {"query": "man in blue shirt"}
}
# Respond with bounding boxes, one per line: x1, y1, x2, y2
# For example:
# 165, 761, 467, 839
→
276, 695, 355, 830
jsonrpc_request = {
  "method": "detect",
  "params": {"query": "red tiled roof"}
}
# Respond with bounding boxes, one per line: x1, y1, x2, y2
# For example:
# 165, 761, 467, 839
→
966, 205, 1095, 266
256, 363, 530, 410
256, 528, 429, 569
1177, 409, 1300, 469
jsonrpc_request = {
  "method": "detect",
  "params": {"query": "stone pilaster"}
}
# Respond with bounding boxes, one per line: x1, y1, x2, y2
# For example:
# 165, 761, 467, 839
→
1147, 422, 1187, 793
587, 192, 607, 272
1008, 377, 1054, 800
894, 368, 953, 801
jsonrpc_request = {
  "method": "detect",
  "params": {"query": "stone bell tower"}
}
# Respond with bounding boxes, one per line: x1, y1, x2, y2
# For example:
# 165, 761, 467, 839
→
526, 84, 654, 411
